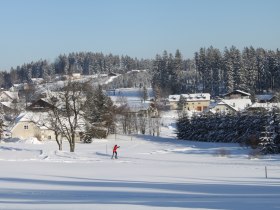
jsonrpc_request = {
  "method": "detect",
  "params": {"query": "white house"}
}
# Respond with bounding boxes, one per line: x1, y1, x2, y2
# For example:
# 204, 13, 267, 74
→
209, 90, 253, 114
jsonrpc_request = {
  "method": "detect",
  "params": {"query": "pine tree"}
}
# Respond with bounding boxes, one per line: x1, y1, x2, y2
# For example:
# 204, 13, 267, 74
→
259, 125, 277, 154
223, 47, 234, 93
84, 84, 115, 139
242, 46, 257, 92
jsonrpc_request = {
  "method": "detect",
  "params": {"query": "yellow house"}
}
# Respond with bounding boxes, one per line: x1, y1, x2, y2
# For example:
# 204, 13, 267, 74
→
11, 112, 55, 140
10, 112, 82, 141
181, 93, 211, 112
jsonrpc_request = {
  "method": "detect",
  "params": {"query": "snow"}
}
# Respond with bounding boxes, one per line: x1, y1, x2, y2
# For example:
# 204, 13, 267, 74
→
0, 123, 280, 210
1, 87, 279, 209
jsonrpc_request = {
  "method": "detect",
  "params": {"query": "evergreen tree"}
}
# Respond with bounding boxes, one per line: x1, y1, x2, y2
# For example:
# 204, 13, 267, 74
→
84, 84, 115, 139
242, 46, 258, 92
223, 47, 234, 93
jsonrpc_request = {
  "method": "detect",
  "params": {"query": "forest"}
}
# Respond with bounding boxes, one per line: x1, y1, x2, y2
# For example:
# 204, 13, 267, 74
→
0, 46, 279, 98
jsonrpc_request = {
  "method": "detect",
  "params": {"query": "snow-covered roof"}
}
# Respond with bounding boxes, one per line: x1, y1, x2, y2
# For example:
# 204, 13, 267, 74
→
181, 93, 210, 101
168, 95, 180, 102
222, 99, 252, 111
224, 90, 251, 97
215, 100, 238, 111
250, 102, 280, 110
12, 111, 85, 131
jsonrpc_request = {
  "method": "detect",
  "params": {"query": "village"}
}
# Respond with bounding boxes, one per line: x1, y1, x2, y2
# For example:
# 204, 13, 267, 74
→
0, 72, 279, 143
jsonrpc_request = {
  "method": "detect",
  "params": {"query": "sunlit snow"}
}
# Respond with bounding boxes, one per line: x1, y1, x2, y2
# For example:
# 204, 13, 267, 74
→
0, 122, 280, 210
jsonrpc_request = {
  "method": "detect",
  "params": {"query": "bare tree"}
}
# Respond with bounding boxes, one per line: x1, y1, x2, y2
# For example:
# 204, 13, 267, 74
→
138, 115, 147, 134
48, 80, 85, 152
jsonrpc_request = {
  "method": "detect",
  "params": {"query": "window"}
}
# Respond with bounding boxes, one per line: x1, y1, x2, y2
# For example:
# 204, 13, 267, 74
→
24, 125, 28, 130
48, 136, 51, 140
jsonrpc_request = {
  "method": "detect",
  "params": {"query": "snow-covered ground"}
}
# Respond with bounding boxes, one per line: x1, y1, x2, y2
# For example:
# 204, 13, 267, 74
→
1, 86, 280, 209
0, 124, 280, 210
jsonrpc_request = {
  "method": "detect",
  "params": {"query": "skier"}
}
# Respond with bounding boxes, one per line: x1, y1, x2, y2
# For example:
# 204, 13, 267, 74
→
111, 144, 120, 159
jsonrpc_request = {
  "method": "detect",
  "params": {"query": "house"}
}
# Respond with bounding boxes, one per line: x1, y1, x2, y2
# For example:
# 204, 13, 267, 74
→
168, 95, 180, 110
11, 112, 83, 141
0, 91, 19, 102
127, 103, 158, 117
255, 94, 277, 103
209, 100, 237, 114
31, 78, 44, 85
223, 90, 251, 100
248, 102, 280, 112
181, 93, 211, 112
72, 73, 81, 79
247, 93, 279, 112
209, 90, 253, 114
11, 112, 48, 140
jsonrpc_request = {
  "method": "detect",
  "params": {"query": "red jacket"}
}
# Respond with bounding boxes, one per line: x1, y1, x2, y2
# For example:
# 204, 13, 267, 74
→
113, 145, 119, 152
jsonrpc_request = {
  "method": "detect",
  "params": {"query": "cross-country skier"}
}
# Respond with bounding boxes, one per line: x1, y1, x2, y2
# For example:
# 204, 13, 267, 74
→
111, 144, 120, 159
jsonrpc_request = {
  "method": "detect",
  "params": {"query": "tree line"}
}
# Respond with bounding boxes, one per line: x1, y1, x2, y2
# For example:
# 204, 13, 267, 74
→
0, 52, 151, 89
151, 46, 280, 98
176, 109, 280, 154
1, 46, 280, 97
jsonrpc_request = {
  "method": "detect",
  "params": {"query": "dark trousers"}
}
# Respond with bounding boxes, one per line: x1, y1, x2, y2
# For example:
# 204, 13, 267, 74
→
111, 151, 117, 159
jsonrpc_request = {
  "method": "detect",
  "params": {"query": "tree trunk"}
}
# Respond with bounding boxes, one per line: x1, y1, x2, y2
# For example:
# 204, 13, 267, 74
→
55, 133, 62, 151
70, 134, 75, 152
70, 142, 75, 152
58, 143, 62, 151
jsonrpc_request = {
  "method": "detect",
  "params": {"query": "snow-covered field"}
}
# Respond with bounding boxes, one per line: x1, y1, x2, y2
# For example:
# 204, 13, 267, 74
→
0, 127, 280, 210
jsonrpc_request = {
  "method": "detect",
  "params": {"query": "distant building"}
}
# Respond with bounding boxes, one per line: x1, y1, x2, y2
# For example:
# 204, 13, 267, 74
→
255, 94, 277, 103
210, 90, 252, 113
11, 112, 83, 141
168, 93, 211, 112
26, 98, 55, 112
181, 93, 211, 112
209, 100, 237, 114
223, 90, 251, 100
168, 95, 180, 110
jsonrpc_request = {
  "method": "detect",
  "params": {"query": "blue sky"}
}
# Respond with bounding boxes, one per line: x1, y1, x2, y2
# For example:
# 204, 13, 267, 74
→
0, 0, 279, 70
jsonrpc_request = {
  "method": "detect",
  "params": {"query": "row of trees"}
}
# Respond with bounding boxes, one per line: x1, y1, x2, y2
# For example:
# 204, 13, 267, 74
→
1, 46, 279, 97
0, 52, 151, 89
151, 46, 280, 98
176, 110, 280, 154
195, 46, 280, 96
